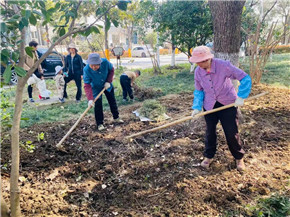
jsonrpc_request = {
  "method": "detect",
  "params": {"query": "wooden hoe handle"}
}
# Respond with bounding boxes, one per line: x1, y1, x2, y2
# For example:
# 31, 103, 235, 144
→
125, 92, 268, 140
56, 87, 106, 148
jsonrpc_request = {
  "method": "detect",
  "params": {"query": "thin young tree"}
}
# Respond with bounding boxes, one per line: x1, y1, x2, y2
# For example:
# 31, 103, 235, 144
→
1, 1, 129, 215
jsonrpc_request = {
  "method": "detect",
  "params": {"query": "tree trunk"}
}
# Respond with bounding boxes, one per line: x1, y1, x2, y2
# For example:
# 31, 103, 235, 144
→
9, 25, 28, 217
45, 24, 50, 48
282, 14, 289, 44
209, 0, 245, 67
171, 43, 175, 67
127, 26, 133, 49
104, 14, 110, 60
209, 1, 245, 120
10, 78, 27, 217
156, 31, 160, 67
209, 0, 245, 91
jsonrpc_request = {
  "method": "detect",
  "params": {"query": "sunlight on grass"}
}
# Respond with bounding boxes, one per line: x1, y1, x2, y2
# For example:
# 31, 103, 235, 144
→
2, 53, 289, 128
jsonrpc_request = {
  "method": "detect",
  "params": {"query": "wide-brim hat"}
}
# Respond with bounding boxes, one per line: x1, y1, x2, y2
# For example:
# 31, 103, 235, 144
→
189, 46, 214, 63
68, 43, 77, 49
87, 53, 102, 65
55, 66, 63, 75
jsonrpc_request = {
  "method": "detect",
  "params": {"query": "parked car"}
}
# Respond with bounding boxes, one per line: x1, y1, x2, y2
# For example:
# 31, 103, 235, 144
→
38, 48, 64, 78
131, 46, 154, 57
1, 48, 64, 85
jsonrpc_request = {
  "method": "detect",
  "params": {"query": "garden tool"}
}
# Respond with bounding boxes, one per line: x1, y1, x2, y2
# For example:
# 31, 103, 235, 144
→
125, 92, 268, 140
56, 87, 106, 149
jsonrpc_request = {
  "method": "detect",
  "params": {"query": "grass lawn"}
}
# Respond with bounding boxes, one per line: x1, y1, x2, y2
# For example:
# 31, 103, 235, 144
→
1, 53, 289, 128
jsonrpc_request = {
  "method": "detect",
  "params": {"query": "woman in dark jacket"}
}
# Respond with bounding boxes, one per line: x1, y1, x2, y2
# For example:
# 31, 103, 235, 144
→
63, 43, 84, 102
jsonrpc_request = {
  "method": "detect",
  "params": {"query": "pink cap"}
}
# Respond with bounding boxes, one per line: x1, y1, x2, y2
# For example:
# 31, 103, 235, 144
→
189, 46, 214, 63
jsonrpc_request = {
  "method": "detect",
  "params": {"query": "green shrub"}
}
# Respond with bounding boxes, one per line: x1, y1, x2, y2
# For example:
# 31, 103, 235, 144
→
246, 193, 290, 217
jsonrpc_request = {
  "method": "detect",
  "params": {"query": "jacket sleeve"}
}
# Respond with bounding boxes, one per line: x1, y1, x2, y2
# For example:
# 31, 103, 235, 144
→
192, 89, 204, 111
106, 67, 114, 83
84, 83, 94, 101
192, 70, 204, 111
237, 75, 252, 99
23, 54, 30, 71
79, 55, 84, 75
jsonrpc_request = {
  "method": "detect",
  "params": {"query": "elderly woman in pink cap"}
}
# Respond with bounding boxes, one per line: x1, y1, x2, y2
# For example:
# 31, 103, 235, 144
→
190, 46, 252, 171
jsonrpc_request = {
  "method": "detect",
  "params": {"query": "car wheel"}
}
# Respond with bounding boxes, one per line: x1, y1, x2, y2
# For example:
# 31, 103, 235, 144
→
10, 70, 18, 85
141, 52, 146, 58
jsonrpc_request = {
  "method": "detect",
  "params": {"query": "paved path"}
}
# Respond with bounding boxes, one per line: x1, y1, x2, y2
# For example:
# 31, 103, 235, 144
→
110, 53, 189, 69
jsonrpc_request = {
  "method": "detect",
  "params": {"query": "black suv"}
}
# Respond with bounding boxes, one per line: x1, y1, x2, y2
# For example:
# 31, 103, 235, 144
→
1, 48, 64, 85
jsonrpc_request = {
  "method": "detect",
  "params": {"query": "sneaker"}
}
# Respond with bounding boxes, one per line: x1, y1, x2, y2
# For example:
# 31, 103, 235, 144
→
97, 124, 105, 131
76, 100, 81, 103
29, 98, 35, 103
130, 98, 135, 102
122, 99, 128, 102
200, 158, 213, 169
114, 118, 124, 123
236, 159, 245, 171
59, 98, 65, 103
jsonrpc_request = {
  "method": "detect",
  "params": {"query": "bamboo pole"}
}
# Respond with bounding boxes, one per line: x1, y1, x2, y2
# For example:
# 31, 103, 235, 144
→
56, 87, 106, 148
125, 92, 268, 140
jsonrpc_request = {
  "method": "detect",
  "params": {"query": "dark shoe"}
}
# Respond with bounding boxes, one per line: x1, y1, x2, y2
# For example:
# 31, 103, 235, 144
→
29, 98, 35, 103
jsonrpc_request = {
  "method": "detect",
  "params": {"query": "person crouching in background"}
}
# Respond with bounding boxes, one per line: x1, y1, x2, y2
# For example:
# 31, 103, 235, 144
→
54, 66, 66, 103
120, 70, 141, 102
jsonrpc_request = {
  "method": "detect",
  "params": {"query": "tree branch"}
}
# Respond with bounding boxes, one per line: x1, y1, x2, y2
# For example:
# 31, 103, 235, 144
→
261, 0, 277, 24
69, 0, 83, 32
22, 3, 118, 80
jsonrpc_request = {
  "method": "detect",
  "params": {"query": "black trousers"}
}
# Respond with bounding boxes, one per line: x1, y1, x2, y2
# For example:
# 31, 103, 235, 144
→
120, 75, 133, 100
204, 101, 245, 160
94, 87, 119, 126
28, 85, 33, 98
63, 73, 82, 100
